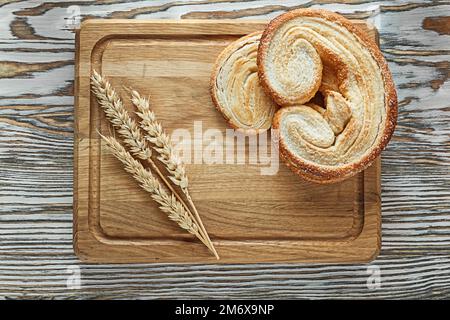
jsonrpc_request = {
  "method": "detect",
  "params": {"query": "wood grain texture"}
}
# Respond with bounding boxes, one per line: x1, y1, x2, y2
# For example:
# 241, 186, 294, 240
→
74, 20, 380, 264
0, 0, 449, 299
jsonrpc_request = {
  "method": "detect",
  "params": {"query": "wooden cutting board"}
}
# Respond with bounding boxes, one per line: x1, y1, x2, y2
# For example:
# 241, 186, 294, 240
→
74, 19, 381, 263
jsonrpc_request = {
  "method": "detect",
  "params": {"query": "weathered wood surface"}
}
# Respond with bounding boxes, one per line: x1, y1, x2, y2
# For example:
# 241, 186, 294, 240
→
0, 0, 449, 299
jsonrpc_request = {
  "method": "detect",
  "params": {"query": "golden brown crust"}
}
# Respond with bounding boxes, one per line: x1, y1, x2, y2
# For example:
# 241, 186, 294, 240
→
210, 31, 278, 134
261, 9, 398, 184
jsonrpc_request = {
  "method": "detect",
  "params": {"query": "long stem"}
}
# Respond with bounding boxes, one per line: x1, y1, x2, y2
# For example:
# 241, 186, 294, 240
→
145, 159, 218, 258
183, 191, 219, 259
127, 88, 220, 259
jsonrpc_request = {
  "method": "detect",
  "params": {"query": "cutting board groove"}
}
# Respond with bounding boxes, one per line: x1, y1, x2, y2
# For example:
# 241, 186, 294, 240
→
74, 19, 381, 263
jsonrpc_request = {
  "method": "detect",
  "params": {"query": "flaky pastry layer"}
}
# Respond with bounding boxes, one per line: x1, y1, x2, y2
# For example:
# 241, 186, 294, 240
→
211, 32, 278, 131
258, 9, 397, 183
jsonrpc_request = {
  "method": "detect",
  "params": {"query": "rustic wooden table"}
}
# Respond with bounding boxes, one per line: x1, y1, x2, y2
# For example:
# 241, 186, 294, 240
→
0, 0, 449, 299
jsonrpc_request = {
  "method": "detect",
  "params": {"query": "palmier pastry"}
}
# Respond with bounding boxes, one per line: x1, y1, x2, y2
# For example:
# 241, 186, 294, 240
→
258, 9, 397, 183
211, 32, 278, 131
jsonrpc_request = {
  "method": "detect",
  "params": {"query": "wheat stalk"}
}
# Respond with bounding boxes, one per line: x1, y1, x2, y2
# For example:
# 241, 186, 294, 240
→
91, 70, 218, 258
129, 90, 187, 189
129, 90, 218, 260
99, 134, 205, 238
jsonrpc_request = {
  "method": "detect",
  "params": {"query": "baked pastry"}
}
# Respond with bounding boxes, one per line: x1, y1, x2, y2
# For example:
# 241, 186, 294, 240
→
211, 32, 278, 131
258, 9, 397, 183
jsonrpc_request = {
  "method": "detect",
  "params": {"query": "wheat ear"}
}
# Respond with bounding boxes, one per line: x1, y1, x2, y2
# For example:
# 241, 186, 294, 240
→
99, 134, 206, 240
91, 70, 218, 258
129, 90, 218, 260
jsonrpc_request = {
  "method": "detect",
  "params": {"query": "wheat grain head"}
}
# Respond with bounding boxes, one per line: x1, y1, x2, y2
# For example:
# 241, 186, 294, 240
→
99, 134, 199, 234
130, 90, 189, 190
91, 70, 152, 160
